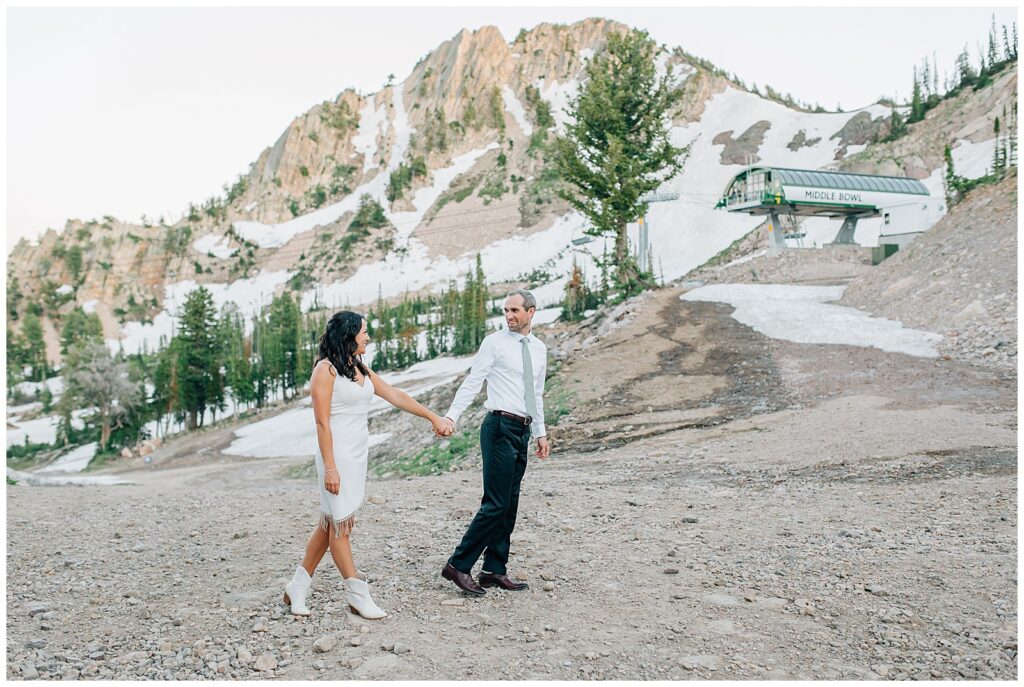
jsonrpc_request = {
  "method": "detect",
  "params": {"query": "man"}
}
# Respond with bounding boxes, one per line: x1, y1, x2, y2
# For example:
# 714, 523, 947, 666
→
440, 289, 550, 595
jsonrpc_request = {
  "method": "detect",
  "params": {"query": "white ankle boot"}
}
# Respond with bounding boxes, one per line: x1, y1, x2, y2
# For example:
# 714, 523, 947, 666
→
344, 577, 387, 619
283, 565, 312, 616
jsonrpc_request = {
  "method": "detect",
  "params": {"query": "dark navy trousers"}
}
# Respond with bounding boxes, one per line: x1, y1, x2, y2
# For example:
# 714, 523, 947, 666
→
449, 413, 531, 575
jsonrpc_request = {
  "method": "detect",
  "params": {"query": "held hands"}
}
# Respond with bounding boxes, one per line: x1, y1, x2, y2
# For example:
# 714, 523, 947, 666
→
324, 467, 340, 495
535, 436, 550, 460
431, 415, 455, 438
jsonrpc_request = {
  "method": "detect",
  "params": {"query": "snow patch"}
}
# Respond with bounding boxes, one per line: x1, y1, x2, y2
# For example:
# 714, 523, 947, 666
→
11, 376, 65, 400
502, 86, 533, 136
386, 82, 413, 175
951, 138, 998, 179
36, 441, 97, 474
6, 408, 87, 447
681, 284, 942, 357
7, 468, 132, 487
537, 77, 581, 132
56, 284, 74, 296
192, 233, 235, 259
389, 144, 497, 242
352, 94, 388, 174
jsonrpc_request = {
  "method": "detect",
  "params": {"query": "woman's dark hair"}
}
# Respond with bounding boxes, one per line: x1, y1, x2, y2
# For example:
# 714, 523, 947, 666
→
316, 311, 368, 382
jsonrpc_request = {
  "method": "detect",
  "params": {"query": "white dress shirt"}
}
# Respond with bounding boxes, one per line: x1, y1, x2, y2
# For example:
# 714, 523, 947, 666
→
445, 328, 547, 438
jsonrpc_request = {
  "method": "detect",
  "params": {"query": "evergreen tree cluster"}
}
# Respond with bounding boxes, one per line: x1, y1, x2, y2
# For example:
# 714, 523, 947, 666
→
17, 287, 328, 457
890, 17, 1017, 141
142, 287, 320, 436
370, 254, 492, 370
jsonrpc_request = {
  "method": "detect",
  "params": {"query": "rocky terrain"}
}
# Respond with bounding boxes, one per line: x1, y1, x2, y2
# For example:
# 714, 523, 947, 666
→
6, 267, 1017, 680
842, 173, 1018, 370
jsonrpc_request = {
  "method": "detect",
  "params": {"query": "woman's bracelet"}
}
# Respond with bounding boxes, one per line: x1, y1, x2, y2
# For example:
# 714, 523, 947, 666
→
325, 468, 338, 474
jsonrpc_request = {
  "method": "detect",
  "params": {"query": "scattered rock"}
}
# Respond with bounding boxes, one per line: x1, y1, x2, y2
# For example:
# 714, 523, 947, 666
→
26, 603, 49, 617
543, 582, 556, 592
253, 654, 277, 672
313, 635, 337, 653
678, 655, 722, 671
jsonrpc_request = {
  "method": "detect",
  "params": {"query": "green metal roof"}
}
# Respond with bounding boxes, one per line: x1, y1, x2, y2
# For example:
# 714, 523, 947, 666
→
756, 166, 928, 195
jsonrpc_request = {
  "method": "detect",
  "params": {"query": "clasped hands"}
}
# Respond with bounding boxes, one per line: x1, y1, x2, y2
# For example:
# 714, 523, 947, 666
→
432, 415, 456, 437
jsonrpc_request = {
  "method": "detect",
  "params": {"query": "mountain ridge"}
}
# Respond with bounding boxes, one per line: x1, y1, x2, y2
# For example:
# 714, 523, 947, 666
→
6, 18, 1015, 366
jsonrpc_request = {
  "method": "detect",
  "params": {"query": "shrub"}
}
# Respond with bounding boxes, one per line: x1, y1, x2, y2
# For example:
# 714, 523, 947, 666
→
350, 195, 389, 230
319, 99, 359, 133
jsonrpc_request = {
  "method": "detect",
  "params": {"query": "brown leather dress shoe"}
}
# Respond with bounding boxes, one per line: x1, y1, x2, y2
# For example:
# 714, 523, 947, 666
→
442, 562, 486, 596
478, 571, 529, 591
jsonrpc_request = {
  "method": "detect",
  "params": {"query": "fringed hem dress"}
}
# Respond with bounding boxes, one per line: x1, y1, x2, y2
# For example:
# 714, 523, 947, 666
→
314, 363, 375, 538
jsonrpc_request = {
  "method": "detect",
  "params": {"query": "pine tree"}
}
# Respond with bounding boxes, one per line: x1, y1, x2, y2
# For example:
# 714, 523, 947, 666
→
268, 293, 302, 399
217, 304, 249, 415
909, 66, 924, 123
957, 45, 976, 89
20, 311, 47, 382
554, 29, 688, 297
176, 286, 221, 429
151, 336, 178, 437
993, 115, 1004, 173
989, 14, 1000, 68
59, 307, 104, 355
1010, 102, 1018, 167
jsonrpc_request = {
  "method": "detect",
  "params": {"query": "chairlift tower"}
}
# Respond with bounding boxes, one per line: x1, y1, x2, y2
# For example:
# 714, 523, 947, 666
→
637, 191, 680, 272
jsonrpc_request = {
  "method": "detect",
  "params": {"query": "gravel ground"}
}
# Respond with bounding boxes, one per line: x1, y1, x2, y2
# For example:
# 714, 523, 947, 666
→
6, 280, 1016, 681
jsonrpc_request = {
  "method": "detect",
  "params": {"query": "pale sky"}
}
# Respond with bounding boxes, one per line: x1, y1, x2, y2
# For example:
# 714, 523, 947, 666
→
6, 5, 1018, 253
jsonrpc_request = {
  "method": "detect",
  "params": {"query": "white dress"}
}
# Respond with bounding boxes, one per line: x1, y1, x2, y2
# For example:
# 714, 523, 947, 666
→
314, 363, 375, 537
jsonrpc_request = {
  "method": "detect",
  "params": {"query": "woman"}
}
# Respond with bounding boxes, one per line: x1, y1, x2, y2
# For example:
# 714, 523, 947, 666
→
283, 311, 451, 619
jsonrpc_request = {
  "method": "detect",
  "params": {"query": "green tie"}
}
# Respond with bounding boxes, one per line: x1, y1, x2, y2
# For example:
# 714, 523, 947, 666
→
521, 337, 538, 419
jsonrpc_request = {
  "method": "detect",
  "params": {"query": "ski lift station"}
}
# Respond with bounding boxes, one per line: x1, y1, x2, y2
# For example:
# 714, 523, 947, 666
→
715, 166, 944, 260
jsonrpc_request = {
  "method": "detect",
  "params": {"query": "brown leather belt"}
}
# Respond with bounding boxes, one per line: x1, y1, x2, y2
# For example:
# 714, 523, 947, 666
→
490, 410, 532, 426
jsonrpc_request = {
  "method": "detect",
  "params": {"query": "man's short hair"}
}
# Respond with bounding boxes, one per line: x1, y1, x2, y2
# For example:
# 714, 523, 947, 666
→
507, 288, 537, 311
